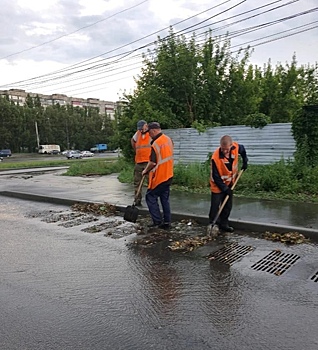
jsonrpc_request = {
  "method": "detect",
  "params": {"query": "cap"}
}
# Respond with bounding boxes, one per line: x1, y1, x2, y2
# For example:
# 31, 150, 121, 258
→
147, 122, 161, 130
137, 120, 147, 130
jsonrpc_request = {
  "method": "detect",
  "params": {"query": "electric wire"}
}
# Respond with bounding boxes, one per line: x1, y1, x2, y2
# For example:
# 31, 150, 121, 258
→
26, 3, 318, 89
0, 0, 149, 60
5, 3, 316, 93
2, 0, 316, 98
0, 0, 246, 86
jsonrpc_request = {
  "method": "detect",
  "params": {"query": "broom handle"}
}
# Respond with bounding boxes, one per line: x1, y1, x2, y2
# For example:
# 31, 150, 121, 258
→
134, 175, 146, 202
212, 169, 244, 225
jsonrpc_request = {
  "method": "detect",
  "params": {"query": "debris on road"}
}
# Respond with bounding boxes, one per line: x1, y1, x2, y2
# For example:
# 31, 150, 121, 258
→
72, 202, 117, 216
263, 231, 310, 244
25, 201, 312, 247
168, 235, 213, 252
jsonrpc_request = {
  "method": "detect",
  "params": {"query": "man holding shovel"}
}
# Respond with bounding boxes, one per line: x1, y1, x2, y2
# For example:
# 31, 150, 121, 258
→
208, 135, 248, 235
131, 120, 152, 206
142, 122, 174, 230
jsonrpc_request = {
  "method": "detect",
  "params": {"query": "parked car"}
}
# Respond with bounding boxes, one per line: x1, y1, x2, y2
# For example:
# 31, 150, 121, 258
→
65, 150, 83, 159
81, 151, 94, 157
0, 157, 3, 162
0, 149, 12, 157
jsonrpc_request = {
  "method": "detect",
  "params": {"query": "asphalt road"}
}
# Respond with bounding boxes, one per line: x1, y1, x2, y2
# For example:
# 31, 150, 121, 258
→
1, 196, 318, 350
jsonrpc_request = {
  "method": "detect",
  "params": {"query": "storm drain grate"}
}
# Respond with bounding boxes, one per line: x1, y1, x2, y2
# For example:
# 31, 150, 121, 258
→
207, 243, 254, 265
251, 250, 300, 276
310, 271, 318, 283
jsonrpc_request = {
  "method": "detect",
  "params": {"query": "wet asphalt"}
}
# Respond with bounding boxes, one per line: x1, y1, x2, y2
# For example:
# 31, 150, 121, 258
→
0, 168, 318, 349
0, 195, 318, 350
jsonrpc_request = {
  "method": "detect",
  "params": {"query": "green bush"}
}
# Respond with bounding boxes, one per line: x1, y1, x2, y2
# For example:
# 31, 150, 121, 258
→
244, 113, 271, 129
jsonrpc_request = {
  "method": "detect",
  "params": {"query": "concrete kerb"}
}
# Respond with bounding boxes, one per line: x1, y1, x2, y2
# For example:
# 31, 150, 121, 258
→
1, 190, 318, 242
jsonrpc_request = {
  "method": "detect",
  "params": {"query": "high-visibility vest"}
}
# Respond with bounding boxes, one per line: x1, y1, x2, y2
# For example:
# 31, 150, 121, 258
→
148, 134, 174, 189
135, 131, 151, 163
210, 142, 239, 193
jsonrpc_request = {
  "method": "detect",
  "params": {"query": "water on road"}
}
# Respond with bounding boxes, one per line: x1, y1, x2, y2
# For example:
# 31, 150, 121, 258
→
1, 197, 318, 350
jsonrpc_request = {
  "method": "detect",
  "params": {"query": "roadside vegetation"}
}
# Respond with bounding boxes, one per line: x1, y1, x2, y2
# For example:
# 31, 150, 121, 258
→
0, 157, 116, 170
0, 159, 71, 169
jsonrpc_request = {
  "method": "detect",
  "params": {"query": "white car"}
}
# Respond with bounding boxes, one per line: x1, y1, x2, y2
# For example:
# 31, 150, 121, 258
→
81, 151, 94, 157
65, 150, 83, 159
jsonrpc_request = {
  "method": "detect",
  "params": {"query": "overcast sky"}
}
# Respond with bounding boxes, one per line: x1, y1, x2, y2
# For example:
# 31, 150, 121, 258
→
0, 0, 317, 102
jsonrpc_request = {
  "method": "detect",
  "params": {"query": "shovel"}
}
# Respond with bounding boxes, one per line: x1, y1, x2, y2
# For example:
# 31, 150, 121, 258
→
209, 169, 244, 237
124, 175, 146, 223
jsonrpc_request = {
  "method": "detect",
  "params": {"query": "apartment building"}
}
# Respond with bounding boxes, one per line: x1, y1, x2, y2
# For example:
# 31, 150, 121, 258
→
0, 89, 117, 119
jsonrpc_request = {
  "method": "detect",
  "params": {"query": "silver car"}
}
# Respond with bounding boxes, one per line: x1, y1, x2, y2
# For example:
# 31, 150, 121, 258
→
65, 150, 83, 159
81, 151, 94, 157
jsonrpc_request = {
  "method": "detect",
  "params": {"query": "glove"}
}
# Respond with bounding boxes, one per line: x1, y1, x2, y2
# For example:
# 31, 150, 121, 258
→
241, 162, 248, 171
225, 187, 232, 196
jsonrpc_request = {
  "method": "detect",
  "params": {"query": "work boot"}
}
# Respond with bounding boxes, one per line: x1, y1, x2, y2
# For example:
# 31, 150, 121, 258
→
158, 222, 171, 230
219, 225, 234, 233
147, 222, 161, 228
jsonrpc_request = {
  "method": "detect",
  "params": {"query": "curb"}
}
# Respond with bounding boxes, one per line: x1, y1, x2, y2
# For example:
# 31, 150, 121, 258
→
1, 190, 318, 242
0, 166, 69, 175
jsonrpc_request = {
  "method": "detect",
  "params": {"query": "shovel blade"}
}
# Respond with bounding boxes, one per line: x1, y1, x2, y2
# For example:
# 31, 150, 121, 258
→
207, 223, 220, 238
124, 205, 139, 223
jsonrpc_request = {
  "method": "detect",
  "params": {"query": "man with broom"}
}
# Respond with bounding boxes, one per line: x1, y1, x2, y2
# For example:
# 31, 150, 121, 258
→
208, 135, 248, 236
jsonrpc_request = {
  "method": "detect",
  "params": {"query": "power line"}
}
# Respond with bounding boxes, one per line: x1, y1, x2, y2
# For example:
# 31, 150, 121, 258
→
0, 0, 149, 60
9, 0, 302, 89
2, 0, 316, 98
0, 0, 238, 86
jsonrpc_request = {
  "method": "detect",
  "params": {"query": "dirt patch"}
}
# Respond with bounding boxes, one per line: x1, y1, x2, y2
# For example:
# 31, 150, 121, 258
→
71, 202, 117, 216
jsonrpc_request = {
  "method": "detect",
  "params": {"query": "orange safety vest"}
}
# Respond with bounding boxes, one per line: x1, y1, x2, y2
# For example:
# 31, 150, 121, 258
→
135, 131, 151, 163
148, 134, 174, 190
210, 142, 239, 193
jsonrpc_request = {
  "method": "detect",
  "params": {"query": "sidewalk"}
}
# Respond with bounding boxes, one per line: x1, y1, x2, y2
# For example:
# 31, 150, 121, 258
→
1, 168, 318, 239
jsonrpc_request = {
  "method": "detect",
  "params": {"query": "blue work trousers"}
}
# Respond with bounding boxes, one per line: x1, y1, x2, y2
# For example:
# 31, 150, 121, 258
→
145, 182, 171, 224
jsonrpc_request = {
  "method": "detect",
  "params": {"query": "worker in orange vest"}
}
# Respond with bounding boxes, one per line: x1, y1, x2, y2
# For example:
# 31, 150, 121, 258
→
131, 120, 152, 206
142, 122, 174, 230
209, 135, 248, 233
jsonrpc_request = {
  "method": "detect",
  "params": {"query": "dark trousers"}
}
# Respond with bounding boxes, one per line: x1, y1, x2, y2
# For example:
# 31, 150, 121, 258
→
208, 191, 233, 226
145, 182, 171, 224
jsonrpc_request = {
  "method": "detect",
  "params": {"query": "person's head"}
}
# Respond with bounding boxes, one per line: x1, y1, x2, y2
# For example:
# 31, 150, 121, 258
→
137, 120, 148, 134
220, 135, 233, 156
147, 121, 161, 138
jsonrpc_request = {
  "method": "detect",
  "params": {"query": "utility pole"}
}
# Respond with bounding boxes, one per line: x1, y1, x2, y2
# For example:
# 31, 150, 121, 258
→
35, 121, 40, 148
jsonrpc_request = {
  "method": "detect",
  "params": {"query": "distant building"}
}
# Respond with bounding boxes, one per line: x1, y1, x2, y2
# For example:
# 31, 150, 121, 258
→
0, 88, 117, 119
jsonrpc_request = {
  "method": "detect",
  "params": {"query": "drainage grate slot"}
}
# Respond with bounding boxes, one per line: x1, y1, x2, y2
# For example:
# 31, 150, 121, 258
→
207, 243, 254, 265
251, 250, 300, 276
310, 271, 318, 283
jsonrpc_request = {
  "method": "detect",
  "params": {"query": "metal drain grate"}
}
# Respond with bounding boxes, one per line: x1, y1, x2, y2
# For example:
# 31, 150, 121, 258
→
310, 271, 318, 283
251, 250, 300, 276
207, 243, 254, 265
